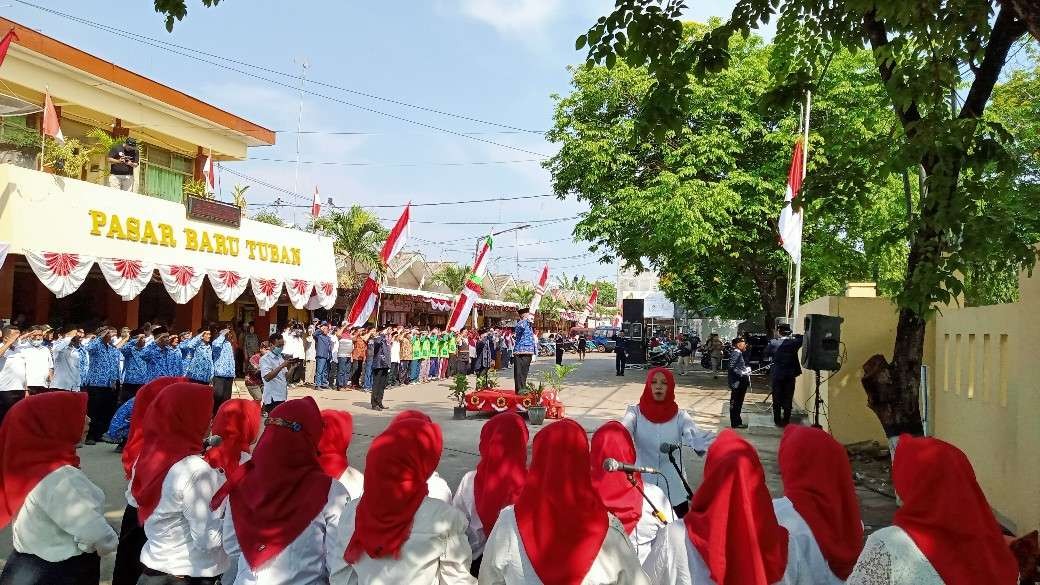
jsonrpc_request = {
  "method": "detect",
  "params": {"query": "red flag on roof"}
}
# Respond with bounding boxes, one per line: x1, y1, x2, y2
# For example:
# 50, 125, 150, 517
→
42, 91, 64, 144
0, 29, 18, 69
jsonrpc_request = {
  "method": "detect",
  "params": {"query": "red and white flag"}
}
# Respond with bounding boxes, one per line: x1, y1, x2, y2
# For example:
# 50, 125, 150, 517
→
311, 186, 321, 219
202, 153, 216, 192
346, 271, 380, 327
778, 140, 804, 262
0, 29, 18, 69
447, 279, 483, 332
576, 288, 599, 327
470, 234, 493, 284
379, 203, 410, 266
529, 264, 550, 314
42, 91, 64, 144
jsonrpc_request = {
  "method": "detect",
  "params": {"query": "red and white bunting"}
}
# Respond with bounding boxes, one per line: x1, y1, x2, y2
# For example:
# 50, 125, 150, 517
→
207, 270, 248, 304
286, 278, 313, 309
251, 277, 284, 312
379, 203, 411, 266
576, 288, 599, 327
529, 264, 550, 314
160, 265, 206, 304
346, 272, 379, 328
99, 258, 155, 301
24, 251, 95, 298
429, 298, 452, 312
315, 281, 337, 310
447, 279, 482, 332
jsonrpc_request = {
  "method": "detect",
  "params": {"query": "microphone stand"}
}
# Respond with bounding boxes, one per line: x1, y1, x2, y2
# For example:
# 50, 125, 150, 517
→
628, 473, 668, 524
666, 450, 694, 499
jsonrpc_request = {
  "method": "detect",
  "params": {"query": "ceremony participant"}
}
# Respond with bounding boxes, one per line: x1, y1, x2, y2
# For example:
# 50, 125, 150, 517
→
621, 367, 715, 516
613, 329, 627, 376
776, 425, 863, 584
442, 331, 457, 378
391, 410, 453, 501
50, 326, 83, 391
846, 434, 1017, 585
318, 409, 365, 499
217, 398, 349, 585
21, 326, 52, 395
369, 327, 391, 411
362, 330, 375, 390
133, 383, 227, 583
260, 334, 292, 414
82, 327, 121, 444
416, 330, 431, 383
399, 329, 413, 385
452, 412, 528, 575
512, 309, 536, 392
205, 399, 262, 476
0, 392, 118, 584
479, 418, 648, 585
180, 329, 217, 385
335, 327, 354, 390
118, 333, 149, 402
590, 421, 673, 567
329, 416, 474, 584
211, 326, 237, 412
350, 329, 367, 389
765, 323, 803, 427
706, 333, 724, 378
727, 337, 751, 429
140, 331, 185, 382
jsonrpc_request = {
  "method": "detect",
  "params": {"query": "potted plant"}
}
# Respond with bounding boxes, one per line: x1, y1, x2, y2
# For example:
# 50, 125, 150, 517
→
183, 178, 210, 202
474, 369, 498, 391
41, 137, 92, 178
528, 364, 579, 425
525, 382, 548, 425
449, 374, 469, 420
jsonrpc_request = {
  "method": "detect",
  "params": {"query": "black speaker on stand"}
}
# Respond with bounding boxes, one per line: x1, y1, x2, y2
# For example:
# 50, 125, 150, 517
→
801, 314, 844, 428
622, 299, 646, 366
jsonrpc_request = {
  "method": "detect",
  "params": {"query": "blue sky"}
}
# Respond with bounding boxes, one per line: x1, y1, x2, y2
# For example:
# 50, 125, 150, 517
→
7, 0, 750, 282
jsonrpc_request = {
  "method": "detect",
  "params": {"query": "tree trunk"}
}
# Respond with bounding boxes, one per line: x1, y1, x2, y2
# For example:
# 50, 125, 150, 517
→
1004, 0, 1040, 41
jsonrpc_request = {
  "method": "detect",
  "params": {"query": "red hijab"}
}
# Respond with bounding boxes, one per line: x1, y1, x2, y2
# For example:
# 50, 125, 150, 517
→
318, 409, 354, 478
589, 421, 644, 535
131, 382, 213, 523
778, 425, 863, 579
474, 412, 528, 533
122, 376, 185, 478
344, 417, 443, 562
212, 397, 333, 571
515, 418, 608, 585
893, 434, 1017, 585
205, 399, 261, 476
638, 367, 678, 423
686, 429, 788, 585
391, 409, 431, 424
0, 392, 87, 528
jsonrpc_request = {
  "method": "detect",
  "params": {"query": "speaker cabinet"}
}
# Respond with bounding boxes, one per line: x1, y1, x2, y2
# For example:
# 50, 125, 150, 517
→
801, 314, 843, 371
622, 298, 646, 365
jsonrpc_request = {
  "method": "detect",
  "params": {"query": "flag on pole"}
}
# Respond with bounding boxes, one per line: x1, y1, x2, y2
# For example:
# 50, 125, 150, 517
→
379, 203, 411, 266
778, 140, 804, 262
0, 29, 17, 69
202, 153, 216, 192
529, 264, 550, 313
469, 234, 493, 284
346, 271, 379, 327
447, 279, 483, 332
311, 186, 321, 219
42, 91, 64, 144
576, 288, 599, 327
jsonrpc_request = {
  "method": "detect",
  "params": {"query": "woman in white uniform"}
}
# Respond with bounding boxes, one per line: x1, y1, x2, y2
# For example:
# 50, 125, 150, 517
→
0, 392, 118, 584
620, 367, 714, 517
317, 409, 364, 499
390, 410, 453, 501
846, 434, 1018, 585
479, 418, 649, 585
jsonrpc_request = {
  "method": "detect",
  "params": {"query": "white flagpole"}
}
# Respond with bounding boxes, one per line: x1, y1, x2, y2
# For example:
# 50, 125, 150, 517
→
791, 90, 811, 327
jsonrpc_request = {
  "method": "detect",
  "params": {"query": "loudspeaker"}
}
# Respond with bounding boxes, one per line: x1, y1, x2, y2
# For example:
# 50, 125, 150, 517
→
622, 299, 644, 324
801, 314, 843, 371
622, 299, 646, 365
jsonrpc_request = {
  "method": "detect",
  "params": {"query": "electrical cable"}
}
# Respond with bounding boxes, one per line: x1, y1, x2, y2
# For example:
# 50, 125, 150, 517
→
246, 156, 543, 167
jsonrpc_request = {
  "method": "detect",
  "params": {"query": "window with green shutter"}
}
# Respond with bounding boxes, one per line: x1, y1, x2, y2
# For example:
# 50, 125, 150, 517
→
141, 144, 193, 202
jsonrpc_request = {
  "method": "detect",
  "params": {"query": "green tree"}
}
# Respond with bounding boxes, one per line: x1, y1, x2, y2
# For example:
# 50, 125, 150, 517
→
504, 282, 536, 306
252, 210, 284, 226
153, 0, 222, 31
580, 0, 1038, 436
432, 264, 471, 295
591, 280, 618, 306
312, 205, 389, 288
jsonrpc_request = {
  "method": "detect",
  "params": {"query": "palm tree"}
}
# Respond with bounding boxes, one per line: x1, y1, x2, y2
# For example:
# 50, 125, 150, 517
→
432, 264, 470, 295
232, 184, 250, 212
504, 282, 535, 306
312, 205, 389, 288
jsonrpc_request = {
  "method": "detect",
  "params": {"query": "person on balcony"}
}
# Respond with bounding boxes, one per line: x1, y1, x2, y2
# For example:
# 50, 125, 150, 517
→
107, 137, 139, 192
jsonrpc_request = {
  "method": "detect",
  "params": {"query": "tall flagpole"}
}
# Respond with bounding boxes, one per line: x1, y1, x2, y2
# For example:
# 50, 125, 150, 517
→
786, 100, 805, 322
791, 90, 811, 327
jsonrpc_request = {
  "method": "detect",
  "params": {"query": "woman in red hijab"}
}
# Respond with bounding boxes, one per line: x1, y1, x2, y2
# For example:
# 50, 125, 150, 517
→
0, 392, 118, 585
621, 367, 715, 517
388, 409, 453, 502
132, 382, 227, 583
319, 409, 365, 499
451, 412, 528, 575
776, 425, 863, 583
216, 397, 346, 584
846, 434, 1017, 585
590, 421, 673, 568
329, 416, 474, 584
480, 418, 648, 585
204, 398, 261, 476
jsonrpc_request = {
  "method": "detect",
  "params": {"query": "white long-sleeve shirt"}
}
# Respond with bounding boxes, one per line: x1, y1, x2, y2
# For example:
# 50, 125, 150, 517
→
628, 483, 673, 566
50, 337, 81, 391
845, 526, 944, 585
22, 344, 52, 387
337, 467, 365, 501
451, 470, 488, 559
772, 497, 845, 585
139, 455, 229, 577
11, 466, 118, 562
328, 497, 476, 585
620, 405, 715, 505
428, 471, 453, 503
478, 506, 650, 585
222, 482, 350, 585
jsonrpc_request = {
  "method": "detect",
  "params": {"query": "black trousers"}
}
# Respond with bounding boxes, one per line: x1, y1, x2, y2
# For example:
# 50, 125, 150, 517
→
0, 390, 25, 425
616, 352, 626, 375
211, 376, 234, 414
400, 360, 412, 384
730, 378, 749, 427
350, 360, 364, 387
84, 386, 117, 441
112, 505, 146, 585
262, 400, 285, 414
771, 376, 797, 426
555, 350, 563, 365
136, 571, 218, 585
513, 353, 533, 392
371, 368, 389, 407
0, 551, 99, 585
118, 383, 143, 404
672, 501, 690, 519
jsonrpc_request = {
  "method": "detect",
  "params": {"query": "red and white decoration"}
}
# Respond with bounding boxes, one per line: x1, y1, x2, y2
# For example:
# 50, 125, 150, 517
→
251, 277, 284, 312
24, 251, 94, 298
207, 270, 248, 304
202, 153, 216, 193
42, 91, 64, 144
160, 265, 206, 304
529, 264, 550, 314
311, 186, 321, 219
380, 204, 411, 266
315, 281, 337, 310
99, 258, 155, 301
778, 139, 805, 262
429, 298, 452, 312
576, 288, 599, 327
346, 272, 379, 327
447, 279, 483, 332
286, 278, 313, 309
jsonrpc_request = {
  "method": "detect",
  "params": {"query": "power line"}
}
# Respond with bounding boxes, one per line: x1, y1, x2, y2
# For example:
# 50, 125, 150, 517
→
246, 156, 542, 168
15, 1, 549, 158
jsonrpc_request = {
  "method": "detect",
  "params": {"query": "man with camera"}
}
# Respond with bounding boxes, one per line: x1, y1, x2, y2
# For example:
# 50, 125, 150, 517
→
107, 137, 139, 191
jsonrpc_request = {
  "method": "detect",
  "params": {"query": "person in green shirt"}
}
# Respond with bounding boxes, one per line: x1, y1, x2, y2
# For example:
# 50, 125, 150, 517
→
429, 329, 443, 379
440, 332, 456, 377
419, 331, 432, 382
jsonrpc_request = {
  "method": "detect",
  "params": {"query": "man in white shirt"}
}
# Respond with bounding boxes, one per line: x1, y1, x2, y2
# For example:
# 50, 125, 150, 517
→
22, 326, 54, 394
260, 334, 292, 413
281, 323, 305, 386
0, 325, 29, 423
50, 326, 83, 391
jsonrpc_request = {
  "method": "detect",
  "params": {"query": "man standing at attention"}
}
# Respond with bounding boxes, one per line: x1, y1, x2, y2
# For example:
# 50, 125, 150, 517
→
370, 325, 392, 410
727, 337, 752, 429
613, 329, 627, 376
765, 322, 804, 427
260, 333, 292, 413
313, 322, 333, 390
512, 308, 536, 392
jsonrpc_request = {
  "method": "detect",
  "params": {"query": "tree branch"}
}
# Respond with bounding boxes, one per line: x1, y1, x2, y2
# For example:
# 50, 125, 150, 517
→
862, 10, 923, 132
959, 6, 1027, 119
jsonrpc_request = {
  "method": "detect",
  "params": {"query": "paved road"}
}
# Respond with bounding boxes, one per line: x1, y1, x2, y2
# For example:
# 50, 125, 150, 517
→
0, 352, 895, 582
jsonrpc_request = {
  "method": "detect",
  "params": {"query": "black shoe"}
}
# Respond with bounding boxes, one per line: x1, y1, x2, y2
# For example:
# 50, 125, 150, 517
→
84, 439, 96, 445
732, 423, 749, 429
379, 403, 388, 409
371, 404, 383, 411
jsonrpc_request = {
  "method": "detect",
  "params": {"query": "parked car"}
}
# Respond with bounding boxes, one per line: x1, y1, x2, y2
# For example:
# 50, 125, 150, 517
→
592, 326, 620, 353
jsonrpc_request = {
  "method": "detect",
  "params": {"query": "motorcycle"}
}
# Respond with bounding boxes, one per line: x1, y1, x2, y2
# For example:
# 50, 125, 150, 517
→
647, 344, 679, 368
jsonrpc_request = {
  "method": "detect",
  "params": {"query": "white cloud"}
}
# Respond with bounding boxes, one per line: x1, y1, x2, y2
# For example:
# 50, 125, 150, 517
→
455, 0, 566, 37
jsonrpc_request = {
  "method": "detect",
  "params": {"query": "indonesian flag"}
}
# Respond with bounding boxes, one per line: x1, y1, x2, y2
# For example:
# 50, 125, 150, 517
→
778, 139, 804, 262
311, 186, 321, 219
529, 264, 550, 314
447, 279, 483, 332
379, 203, 410, 266
469, 234, 493, 285
42, 91, 64, 144
576, 288, 599, 327
202, 153, 215, 192
346, 271, 379, 327
0, 29, 17, 69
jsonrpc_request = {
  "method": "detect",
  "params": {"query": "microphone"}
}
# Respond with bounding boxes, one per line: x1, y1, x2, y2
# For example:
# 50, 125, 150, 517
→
203, 435, 223, 449
659, 442, 680, 454
603, 458, 658, 475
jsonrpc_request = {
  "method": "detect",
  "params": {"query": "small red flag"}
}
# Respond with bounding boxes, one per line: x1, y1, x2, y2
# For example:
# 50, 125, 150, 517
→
311, 186, 321, 219
0, 29, 18, 69
42, 92, 64, 143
